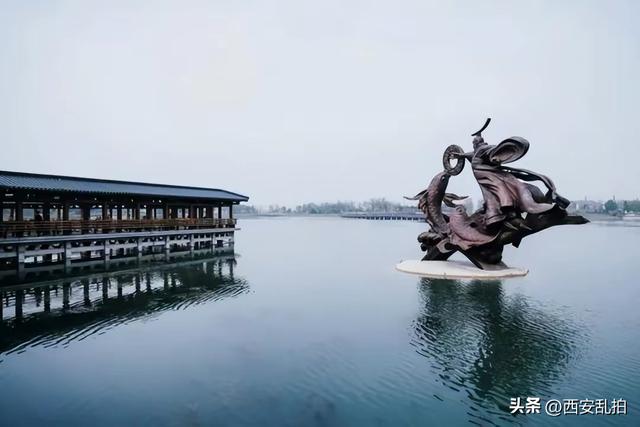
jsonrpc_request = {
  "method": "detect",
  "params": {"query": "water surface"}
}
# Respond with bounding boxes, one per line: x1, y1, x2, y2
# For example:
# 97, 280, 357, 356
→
1, 217, 638, 426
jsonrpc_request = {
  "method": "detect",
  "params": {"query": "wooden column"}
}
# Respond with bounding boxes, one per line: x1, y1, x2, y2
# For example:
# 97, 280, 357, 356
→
82, 205, 90, 234
42, 202, 52, 241
43, 202, 51, 221
15, 200, 23, 221
101, 203, 109, 234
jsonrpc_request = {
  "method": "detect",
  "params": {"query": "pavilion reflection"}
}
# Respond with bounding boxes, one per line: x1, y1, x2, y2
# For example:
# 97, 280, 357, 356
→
411, 278, 585, 425
0, 254, 249, 355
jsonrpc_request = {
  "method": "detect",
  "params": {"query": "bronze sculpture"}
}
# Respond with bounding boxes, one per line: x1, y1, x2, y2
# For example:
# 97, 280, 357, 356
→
406, 118, 588, 270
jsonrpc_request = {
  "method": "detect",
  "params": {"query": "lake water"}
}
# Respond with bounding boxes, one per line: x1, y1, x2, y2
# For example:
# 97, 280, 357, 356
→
1, 217, 639, 426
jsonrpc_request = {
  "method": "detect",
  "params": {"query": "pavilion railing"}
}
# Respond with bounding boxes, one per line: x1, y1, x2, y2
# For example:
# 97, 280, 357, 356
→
0, 218, 237, 238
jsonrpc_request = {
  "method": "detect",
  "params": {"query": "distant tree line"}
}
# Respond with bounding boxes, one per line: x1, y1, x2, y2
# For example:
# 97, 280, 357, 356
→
236, 198, 420, 215
604, 199, 618, 213
235, 204, 259, 214
602, 199, 640, 214
294, 198, 420, 214
238, 197, 640, 216
623, 200, 640, 212
235, 197, 476, 215
573, 198, 640, 216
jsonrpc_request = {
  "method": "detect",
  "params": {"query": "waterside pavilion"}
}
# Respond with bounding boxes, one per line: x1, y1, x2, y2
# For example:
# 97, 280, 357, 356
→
0, 170, 248, 281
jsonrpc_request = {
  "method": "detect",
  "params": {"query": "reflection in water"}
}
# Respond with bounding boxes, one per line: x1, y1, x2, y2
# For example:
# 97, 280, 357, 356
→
0, 255, 249, 356
411, 278, 586, 425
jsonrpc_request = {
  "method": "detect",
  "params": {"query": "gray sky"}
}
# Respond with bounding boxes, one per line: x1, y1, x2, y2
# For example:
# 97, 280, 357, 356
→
1, 0, 638, 206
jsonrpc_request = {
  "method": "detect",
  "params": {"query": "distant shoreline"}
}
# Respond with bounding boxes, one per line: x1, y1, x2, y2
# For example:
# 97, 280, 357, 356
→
582, 213, 640, 221
235, 213, 343, 218
236, 212, 640, 222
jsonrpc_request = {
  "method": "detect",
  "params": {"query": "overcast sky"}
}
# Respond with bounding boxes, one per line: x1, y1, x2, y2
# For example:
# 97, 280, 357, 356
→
1, 0, 638, 206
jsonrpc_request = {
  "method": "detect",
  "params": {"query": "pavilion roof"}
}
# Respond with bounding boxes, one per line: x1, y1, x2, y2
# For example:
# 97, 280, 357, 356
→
0, 170, 249, 202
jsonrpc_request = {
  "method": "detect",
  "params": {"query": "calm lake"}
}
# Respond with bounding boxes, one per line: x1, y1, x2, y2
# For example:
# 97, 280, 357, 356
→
1, 217, 639, 426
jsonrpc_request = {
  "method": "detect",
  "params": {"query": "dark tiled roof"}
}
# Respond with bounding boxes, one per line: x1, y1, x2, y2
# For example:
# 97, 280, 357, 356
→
0, 171, 249, 202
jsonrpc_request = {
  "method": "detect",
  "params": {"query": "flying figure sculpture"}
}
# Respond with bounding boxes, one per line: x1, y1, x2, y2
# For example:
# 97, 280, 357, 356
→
405, 118, 588, 270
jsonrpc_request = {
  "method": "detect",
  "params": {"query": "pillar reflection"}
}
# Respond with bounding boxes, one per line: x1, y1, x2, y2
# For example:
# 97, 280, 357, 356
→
0, 255, 248, 355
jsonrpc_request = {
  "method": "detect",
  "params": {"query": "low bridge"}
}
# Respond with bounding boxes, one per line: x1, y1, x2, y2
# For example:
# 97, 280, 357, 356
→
341, 212, 425, 221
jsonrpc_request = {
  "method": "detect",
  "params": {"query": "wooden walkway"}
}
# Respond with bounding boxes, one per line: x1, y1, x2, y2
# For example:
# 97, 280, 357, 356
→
0, 226, 237, 281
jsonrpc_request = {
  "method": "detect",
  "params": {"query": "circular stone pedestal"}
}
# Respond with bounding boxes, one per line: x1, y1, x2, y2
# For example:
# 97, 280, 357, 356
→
396, 260, 528, 279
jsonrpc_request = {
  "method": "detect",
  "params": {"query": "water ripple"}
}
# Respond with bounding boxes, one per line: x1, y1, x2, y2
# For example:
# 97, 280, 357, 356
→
408, 278, 588, 425
0, 256, 249, 357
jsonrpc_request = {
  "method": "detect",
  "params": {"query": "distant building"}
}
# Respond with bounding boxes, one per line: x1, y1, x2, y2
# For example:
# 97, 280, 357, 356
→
569, 199, 603, 213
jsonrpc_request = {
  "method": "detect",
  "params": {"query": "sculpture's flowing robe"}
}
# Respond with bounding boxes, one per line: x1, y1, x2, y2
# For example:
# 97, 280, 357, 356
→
471, 137, 556, 225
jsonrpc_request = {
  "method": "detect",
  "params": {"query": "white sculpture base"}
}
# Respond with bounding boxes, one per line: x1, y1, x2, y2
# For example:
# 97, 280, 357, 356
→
395, 260, 528, 279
